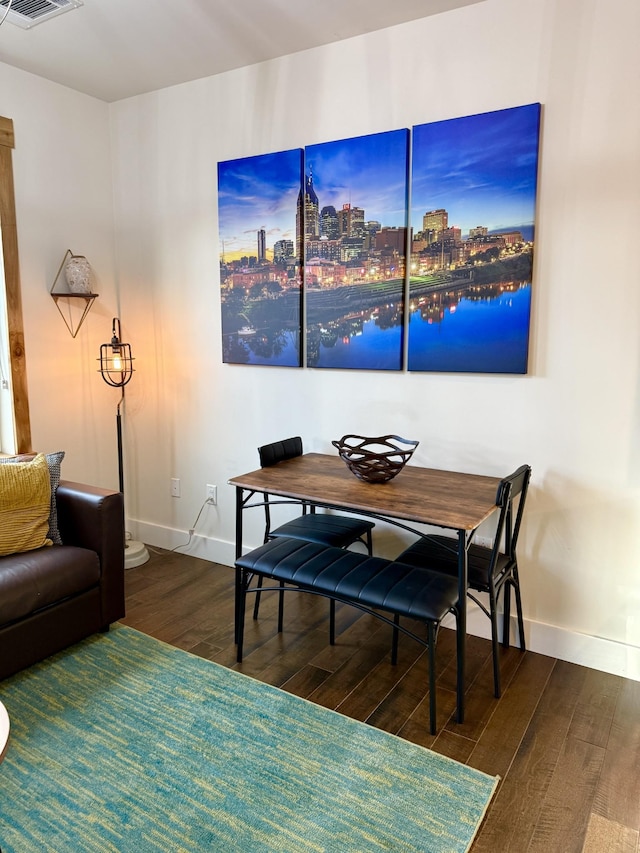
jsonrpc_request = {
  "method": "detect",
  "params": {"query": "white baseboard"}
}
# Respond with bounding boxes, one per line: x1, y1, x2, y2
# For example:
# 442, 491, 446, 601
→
525, 619, 640, 682
132, 519, 236, 566
131, 521, 640, 684
443, 605, 640, 683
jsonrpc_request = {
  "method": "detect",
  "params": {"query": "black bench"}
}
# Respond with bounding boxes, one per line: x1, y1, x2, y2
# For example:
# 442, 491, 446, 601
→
235, 537, 460, 734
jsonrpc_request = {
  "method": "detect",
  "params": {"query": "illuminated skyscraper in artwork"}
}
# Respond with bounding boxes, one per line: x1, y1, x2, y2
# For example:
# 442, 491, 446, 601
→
422, 209, 448, 243
257, 228, 266, 261
274, 239, 294, 263
296, 169, 320, 258
320, 205, 339, 239
337, 203, 365, 239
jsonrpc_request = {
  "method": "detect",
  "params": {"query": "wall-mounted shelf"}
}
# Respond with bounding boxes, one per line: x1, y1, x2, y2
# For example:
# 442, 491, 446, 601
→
50, 292, 98, 338
50, 249, 99, 338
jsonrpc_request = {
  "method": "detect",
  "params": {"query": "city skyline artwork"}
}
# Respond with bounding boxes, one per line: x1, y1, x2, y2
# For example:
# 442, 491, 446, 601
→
216, 102, 541, 374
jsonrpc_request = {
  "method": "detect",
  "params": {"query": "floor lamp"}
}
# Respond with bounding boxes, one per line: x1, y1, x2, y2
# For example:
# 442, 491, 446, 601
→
98, 318, 149, 570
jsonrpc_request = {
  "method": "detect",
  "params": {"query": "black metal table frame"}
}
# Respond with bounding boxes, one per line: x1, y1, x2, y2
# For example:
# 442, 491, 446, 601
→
232, 483, 491, 725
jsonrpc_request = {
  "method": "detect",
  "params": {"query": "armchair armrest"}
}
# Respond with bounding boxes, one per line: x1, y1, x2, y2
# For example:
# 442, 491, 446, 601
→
56, 480, 125, 625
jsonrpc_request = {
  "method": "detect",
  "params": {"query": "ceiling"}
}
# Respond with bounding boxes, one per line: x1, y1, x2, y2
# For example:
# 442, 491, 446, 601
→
0, 0, 485, 103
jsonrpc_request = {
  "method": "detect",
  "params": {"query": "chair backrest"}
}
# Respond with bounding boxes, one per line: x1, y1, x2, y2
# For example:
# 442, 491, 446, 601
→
258, 436, 303, 468
494, 464, 531, 562
257, 437, 305, 542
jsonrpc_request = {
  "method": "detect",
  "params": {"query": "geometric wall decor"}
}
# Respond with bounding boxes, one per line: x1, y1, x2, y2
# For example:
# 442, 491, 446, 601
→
408, 103, 541, 374
303, 129, 410, 370
217, 149, 303, 366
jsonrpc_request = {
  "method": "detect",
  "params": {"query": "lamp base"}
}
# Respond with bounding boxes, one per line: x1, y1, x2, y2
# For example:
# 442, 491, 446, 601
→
125, 539, 150, 570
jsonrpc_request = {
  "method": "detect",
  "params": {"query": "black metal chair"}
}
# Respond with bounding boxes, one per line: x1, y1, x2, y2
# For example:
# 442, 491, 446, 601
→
395, 464, 531, 698
253, 437, 375, 626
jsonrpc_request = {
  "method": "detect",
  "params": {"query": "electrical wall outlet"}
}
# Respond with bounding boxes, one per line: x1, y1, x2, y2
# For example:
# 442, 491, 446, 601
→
206, 484, 217, 505
170, 478, 181, 498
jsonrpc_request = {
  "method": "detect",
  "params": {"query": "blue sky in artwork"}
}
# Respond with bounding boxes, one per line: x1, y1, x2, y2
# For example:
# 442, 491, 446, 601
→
411, 103, 541, 236
305, 129, 409, 228
217, 149, 302, 260
217, 107, 540, 259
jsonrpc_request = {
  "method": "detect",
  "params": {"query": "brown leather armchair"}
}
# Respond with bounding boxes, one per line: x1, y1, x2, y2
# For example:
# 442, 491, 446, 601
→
0, 481, 125, 680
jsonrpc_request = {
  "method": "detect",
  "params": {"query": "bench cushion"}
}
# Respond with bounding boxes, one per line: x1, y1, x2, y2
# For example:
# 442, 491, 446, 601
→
236, 538, 459, 624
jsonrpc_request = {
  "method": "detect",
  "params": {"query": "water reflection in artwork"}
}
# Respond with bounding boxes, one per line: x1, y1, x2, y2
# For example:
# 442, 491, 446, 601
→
302, 279, 530, 373
409, 280, 532, 373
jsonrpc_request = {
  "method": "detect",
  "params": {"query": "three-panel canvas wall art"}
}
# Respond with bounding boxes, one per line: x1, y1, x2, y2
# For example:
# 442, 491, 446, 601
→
218, 103, 541, 374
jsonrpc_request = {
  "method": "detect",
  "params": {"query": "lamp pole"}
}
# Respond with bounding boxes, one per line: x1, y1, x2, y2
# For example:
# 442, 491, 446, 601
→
98, 318, 149, 569
116, 390, 125, 494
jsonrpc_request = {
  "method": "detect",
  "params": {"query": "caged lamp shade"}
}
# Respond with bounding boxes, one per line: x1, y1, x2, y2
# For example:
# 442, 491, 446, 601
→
98, 318, 149, 570
98, 319, 134, 388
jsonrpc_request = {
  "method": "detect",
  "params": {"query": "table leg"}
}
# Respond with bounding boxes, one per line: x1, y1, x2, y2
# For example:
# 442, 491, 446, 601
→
456, 528, 468, 723
234, 486, 244, 645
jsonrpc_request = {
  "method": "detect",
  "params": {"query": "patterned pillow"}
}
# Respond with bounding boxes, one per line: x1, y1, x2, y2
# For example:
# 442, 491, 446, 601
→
43, 451, 65, 544
0, 453, 52, 557
0, 450, 65, 544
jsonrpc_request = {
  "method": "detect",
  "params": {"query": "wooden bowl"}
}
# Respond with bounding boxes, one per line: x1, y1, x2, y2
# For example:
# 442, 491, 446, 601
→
332, 434, 419, 484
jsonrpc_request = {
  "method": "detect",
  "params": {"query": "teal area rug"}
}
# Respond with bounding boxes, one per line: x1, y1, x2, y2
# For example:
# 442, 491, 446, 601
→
0, 625, 497, 852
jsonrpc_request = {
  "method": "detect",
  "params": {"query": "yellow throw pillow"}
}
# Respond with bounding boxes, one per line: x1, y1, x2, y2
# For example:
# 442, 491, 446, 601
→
0, 452, 52, 557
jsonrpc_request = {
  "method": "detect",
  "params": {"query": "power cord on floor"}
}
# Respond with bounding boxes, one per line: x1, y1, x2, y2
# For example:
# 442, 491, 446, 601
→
169, 498, 210, 553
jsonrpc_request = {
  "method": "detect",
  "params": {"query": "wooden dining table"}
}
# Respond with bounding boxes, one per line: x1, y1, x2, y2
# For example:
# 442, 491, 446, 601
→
229, 452, 501, 723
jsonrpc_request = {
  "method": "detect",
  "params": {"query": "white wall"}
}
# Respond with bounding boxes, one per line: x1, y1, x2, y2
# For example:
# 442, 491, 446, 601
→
3, 0, 640, 680
0, 233, 16, 452
0, 63, 119, 483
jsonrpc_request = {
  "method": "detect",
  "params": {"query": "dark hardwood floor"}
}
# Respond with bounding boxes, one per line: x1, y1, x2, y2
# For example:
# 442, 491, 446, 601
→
122, 547, 640, 852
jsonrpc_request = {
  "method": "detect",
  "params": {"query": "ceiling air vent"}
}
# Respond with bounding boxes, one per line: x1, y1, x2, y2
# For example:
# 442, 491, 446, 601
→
0, 0, 83, 29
